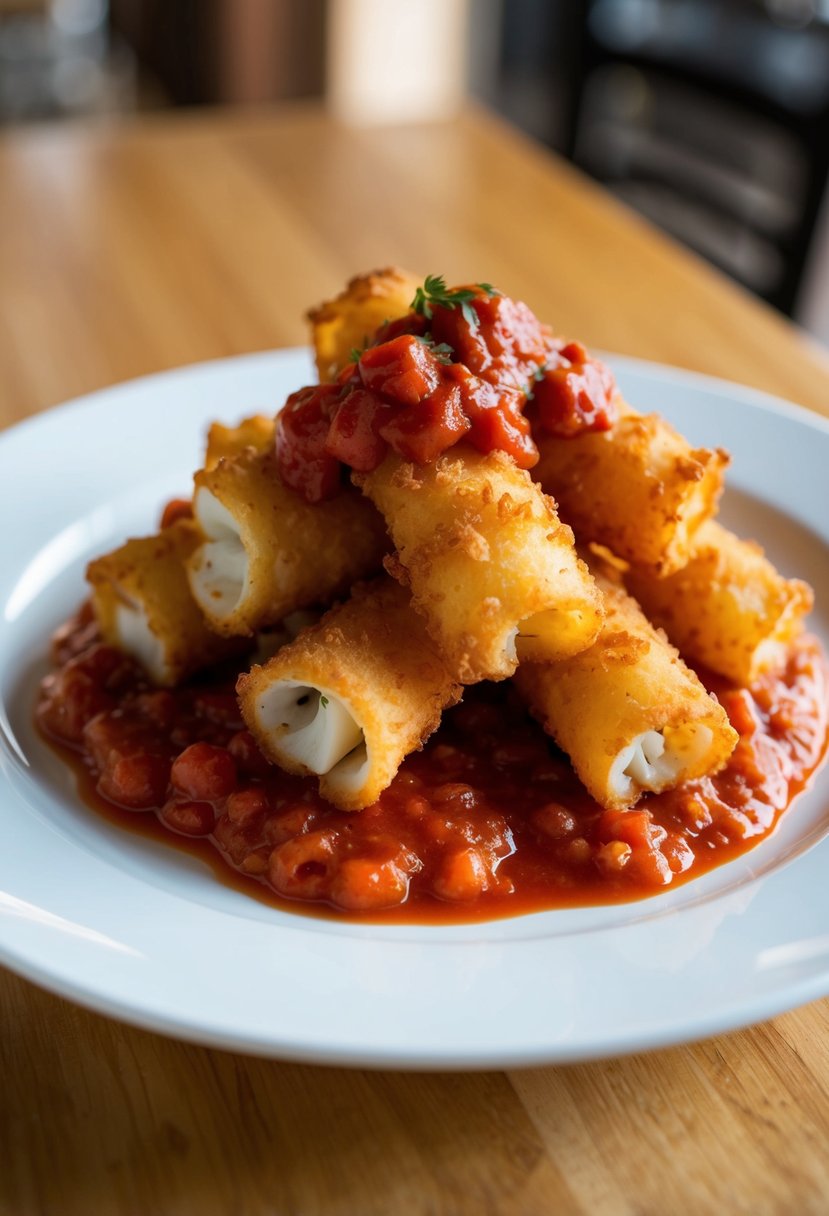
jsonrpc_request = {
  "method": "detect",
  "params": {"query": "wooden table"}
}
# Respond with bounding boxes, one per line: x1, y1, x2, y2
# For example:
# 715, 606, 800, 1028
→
1, 103, 828, 1216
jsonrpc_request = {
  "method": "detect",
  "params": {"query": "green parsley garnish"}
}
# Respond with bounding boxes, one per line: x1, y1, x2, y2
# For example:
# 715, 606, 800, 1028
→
319, 695, 329, 708
348, 337, 371, 364
415, 334, 454, 365
410, 275, 499, 327
524, 360, 551, 401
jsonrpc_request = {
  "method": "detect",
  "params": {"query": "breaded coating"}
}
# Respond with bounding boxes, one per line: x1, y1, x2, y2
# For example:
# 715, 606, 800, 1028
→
625, 519, 814, 685
204, 414, 274, 469
355, 447, 604, 684
308, 267, 420, 382
514, 568, 738, 810
86, 520, 240, 686
237, 578, 462, 811
533, 403, 729, 575
187, 447, 388, 637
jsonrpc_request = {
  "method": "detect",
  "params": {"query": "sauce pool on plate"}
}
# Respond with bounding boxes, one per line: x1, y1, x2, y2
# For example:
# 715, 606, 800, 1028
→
36, 604, 829, 924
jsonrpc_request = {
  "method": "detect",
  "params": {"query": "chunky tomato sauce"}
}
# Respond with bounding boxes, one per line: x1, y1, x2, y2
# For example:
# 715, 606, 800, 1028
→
276, 284, 618, 502
37, 606, 829, 924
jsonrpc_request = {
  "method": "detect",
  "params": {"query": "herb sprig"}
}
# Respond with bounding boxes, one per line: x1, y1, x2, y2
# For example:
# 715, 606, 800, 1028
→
410, 275, 499, 327
349, 330, 455, 366
415, 334, 454, 365
524, 360, 551, 401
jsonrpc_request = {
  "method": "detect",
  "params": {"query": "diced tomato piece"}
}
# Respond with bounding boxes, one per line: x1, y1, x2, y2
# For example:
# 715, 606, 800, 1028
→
276, 384, 344, 502
37, 667, 115, 745
533, 343, 617, 437
465, 391, 538, 469
226, 786, 269, 826
324, 388, 391, 472
330, 856, 410, 910
171, 742, 237, 802
431, 291, 549, 388
359, 334, 441, 406
268, 830, 338, 899
433, 847, 490, 901
598, 808, 653, 850
161, 799, 216, 837
83, 712, 171, 809
99, 751, 171, 810
598, 808, 672, 886
378, 384, 470, 463
265, 802, 321, 846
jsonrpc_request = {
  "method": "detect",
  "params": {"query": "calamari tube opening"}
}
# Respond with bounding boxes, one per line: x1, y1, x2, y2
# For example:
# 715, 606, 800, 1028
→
514, 565, 738, 810
186, 447, 388, 637
188, 487, 249, 623
253, 680, 365, 777
237, 578, 463, 811
86, 519, 240, 687
610, 724, 715, 804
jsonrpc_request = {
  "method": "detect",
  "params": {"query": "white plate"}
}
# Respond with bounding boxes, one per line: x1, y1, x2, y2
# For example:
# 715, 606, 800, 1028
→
1, 349, 828, 1069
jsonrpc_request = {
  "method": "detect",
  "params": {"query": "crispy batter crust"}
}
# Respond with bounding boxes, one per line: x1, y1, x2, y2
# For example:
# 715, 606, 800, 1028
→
187, 447, 388, 636
534, 403, 729, 576
204, 414, 274, 469
86, 520, 239, 686
308, 267, 421, 383
237, 578, 462, 811
625, 519, 814, 685
355, 447, 604, 683
514, 567, 738, 809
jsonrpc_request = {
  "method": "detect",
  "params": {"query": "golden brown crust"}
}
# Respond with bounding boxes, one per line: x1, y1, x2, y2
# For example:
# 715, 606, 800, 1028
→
86, 520, 240, 686
514, 567, 739, 809
625, 519, 814, 684
533, 404, 729, 575
204, 415, 275, 469
356, 446, 604, 683
187, 447, 389, 637
308, 267, 421, 383
237, 578, 462, 811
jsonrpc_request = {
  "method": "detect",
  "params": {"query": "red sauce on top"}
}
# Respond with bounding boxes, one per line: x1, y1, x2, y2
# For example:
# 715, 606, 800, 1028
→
275, 284, 619, 503
36, 607, 829, 924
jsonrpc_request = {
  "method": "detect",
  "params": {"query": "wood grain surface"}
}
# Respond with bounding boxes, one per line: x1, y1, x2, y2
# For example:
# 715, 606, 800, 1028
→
1, 103, 828, 1216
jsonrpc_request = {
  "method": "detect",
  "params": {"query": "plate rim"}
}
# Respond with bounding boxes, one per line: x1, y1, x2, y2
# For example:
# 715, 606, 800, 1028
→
1, 346, 828, 1068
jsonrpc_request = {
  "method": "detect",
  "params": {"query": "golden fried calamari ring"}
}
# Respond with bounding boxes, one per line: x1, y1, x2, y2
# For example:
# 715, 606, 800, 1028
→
514, 567, 738, 809
308, 267, 421, 383
86, 520, 240, 686
237, 578, 462, 811
354, 447, 604, 683
533, 403, 729, 576
186, 447, 388, 637
625, 520, 814, 685
204, 414, 274, 469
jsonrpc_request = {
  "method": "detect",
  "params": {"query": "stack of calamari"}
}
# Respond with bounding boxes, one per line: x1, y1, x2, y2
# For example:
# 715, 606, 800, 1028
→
86, 268, 813, 816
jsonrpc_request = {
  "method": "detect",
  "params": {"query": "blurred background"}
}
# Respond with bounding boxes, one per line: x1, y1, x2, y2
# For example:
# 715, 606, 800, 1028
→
2, 0, 829, 345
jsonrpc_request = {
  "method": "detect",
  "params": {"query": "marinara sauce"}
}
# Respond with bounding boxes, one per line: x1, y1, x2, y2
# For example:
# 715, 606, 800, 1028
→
36, 605, 829, 924
276, 285, 618, 503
